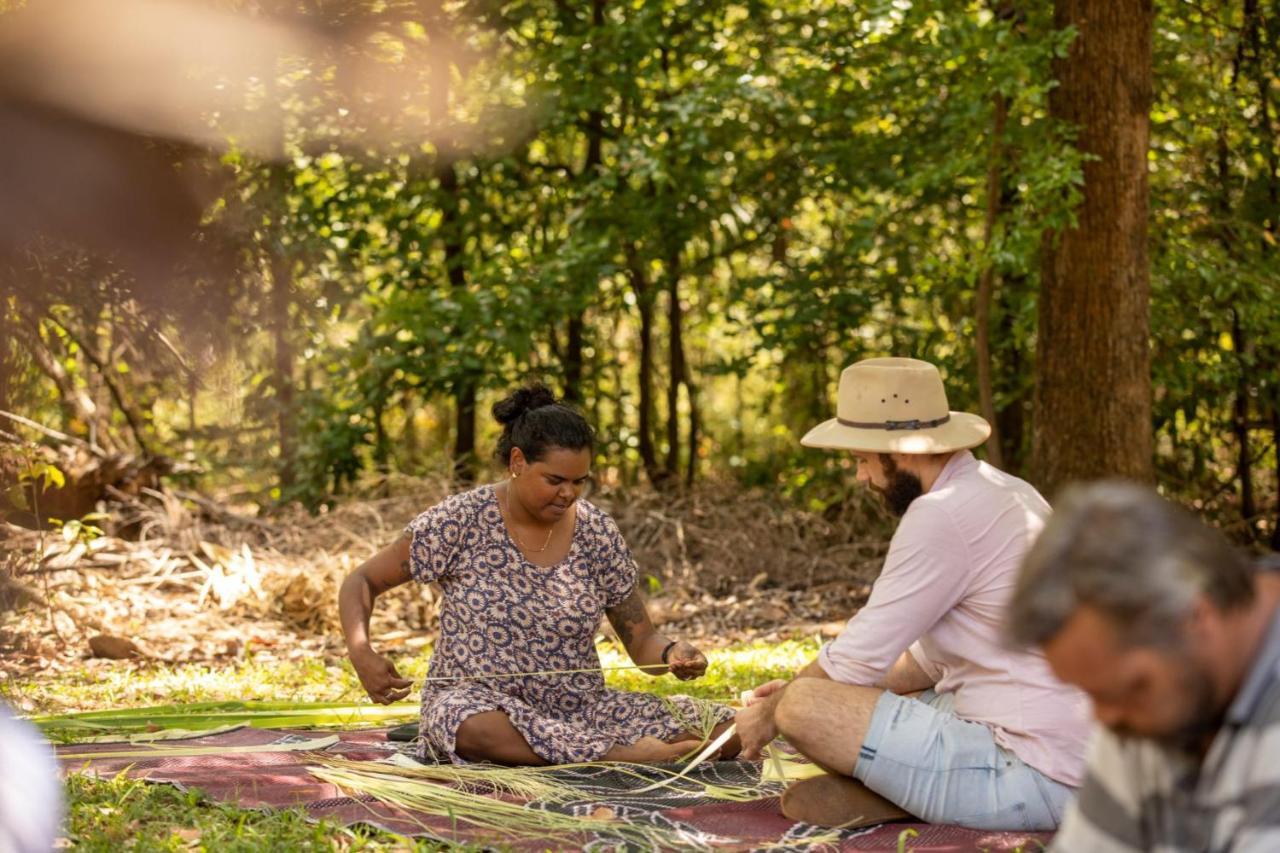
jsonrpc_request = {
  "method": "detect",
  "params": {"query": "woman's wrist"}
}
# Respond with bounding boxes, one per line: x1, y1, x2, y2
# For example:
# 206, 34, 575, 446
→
639, 634, 672, 672
660, 640, 678, 666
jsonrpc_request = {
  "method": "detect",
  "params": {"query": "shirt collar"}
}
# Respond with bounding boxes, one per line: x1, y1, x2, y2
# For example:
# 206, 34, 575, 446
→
928, 449, 976, 494
1225, 566, 1280, 725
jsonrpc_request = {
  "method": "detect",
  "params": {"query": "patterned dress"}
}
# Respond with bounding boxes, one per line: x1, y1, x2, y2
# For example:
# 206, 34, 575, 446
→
406, 484, 733, 764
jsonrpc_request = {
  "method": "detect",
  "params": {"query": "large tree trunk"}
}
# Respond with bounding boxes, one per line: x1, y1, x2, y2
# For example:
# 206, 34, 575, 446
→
1032, 0, 1154, 495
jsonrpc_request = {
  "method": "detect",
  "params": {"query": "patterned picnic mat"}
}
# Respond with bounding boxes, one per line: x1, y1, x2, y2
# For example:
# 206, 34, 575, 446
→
57, 727, 1052, 850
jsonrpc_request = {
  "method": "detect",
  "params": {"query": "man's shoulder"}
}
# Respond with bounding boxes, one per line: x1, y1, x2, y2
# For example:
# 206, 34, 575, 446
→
926, 457, 1050, 519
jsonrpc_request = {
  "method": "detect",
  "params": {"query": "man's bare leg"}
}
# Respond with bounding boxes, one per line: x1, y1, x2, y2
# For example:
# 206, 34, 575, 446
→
774, 678, 884, 775
772, 680, 910, 827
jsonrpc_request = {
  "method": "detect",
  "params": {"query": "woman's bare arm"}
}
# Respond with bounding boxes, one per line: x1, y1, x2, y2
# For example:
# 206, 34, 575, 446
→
606, 588, 707, 680
339, 533, 415, 703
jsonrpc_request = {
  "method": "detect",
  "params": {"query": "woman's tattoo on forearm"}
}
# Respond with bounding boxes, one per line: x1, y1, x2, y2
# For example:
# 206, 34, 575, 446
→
607, 590, 648, 648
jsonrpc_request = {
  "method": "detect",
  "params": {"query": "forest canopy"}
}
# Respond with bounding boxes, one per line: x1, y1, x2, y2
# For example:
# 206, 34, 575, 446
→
1, 0, 1276, 544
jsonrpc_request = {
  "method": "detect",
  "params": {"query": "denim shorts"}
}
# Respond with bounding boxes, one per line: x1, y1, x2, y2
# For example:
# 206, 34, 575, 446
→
852, 690, 1075, 831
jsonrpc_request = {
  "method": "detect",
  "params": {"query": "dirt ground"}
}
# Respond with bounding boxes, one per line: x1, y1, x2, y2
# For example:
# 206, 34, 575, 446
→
0, 476, 893, 688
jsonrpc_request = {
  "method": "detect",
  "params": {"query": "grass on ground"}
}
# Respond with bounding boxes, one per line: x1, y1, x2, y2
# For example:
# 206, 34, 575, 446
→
29, 638, 820, 850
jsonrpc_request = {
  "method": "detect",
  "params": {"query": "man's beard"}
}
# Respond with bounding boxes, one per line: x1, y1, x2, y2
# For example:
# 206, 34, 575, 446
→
1113, 658, 1223, 753
873, 456, 925, 516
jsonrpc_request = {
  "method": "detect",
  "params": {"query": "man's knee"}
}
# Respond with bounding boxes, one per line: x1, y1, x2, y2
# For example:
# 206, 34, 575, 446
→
775, 678, 824, 742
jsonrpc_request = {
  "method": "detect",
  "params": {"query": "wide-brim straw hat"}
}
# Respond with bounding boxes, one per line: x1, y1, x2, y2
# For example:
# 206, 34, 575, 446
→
801, 357, 991, 454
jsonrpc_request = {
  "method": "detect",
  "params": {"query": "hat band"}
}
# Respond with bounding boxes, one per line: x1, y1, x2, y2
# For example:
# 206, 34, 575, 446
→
837, 414, 951, 432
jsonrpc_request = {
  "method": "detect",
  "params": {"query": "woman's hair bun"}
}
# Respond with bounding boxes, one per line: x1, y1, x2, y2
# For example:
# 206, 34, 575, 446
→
492, 383, 558, 426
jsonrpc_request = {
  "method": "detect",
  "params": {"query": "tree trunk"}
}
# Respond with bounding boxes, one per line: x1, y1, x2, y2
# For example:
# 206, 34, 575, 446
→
976, 89, 1008, 470
664, 256, 684, 480
627, 246, 662, 485
564, 315, 584, 404
1241, 0, 1278, 548
1272, 401, 1280, 552
996, 278, 1029, 473
437, 164, 477, 481
561, 0, 606, 405
684, 358, 700, 488
1230, 309, 1256, 535
1032, 0, 1154, 495
270, 252, 296, 491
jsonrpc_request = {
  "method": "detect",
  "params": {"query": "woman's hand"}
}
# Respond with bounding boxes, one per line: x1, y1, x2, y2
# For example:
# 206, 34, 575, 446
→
352, 648, 413, 704
666, 641, 708, 681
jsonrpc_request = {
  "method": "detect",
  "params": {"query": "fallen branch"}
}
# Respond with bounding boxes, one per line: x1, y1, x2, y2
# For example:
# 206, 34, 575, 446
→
0, 410, 106, 457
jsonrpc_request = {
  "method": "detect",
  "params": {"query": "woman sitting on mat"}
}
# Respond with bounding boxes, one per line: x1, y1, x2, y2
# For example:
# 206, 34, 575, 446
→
339, 384, 737, 765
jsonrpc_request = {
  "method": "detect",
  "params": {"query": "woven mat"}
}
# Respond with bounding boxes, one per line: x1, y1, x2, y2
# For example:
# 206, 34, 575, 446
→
57, 727, 1052, 850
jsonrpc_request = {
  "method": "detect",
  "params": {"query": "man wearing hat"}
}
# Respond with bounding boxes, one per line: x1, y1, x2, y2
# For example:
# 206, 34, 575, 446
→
735, 357, 1090, 830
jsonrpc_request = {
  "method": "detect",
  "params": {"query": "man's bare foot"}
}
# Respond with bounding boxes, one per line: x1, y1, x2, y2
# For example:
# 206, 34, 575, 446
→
780, 773, 914, 829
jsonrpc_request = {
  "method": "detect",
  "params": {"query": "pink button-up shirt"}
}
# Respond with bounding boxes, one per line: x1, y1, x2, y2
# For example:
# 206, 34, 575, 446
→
817, 451, 1090, 786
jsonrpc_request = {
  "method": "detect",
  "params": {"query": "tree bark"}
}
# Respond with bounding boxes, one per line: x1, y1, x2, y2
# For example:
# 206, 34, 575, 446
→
1032, 0, 1155, 495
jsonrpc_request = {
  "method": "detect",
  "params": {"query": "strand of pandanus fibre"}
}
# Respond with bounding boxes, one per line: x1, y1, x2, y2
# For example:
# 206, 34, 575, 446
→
316, 754, 768, 803
310, 763, 717, 848
309, 758, 832, 848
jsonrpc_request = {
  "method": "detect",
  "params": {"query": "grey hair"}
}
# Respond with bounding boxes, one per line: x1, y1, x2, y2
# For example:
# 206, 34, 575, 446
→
1007, 481, 1255, 649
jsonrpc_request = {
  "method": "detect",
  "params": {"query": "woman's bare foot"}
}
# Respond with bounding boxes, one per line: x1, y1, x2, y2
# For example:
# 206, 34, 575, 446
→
605, 736, 702, 763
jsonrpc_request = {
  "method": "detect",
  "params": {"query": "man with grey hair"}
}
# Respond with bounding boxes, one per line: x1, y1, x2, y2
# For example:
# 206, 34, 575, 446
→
1009, 481, 1280, 852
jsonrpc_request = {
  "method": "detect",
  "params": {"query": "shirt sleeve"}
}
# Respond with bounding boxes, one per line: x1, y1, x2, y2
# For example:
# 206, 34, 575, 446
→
403, 499, 465, 585
817, 500, 970, 685
593, 510, 638, 608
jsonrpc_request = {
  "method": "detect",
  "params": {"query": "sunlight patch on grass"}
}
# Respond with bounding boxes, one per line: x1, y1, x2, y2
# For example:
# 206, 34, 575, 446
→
13, 638, 820, 718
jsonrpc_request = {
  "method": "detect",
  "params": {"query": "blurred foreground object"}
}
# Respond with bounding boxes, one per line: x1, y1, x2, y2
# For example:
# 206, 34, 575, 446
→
0, 702, 63, 852
0, 0, 533, 290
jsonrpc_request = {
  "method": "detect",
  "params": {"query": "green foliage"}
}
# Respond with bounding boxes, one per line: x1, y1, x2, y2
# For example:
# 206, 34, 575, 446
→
3, 0, 1276, 531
